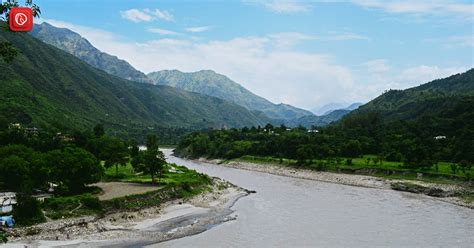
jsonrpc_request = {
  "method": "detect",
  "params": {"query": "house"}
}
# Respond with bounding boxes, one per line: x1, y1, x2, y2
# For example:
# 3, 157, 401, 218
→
0, 192, 16, 214
25, 127, 40, 136
8, 123, 21, 129
307, 129, 319, 133
434, 136, 446, 140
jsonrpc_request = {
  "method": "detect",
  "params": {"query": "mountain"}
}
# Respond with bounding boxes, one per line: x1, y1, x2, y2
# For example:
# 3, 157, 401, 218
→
147, 70, 313, 121
345, 102, 363, 111
29, 23, 313, 122
0, 27, 268, 136
349, 69, 474, 121
311, 102, 363, 115
30, 22, 151, 84
311, 102, 346, 115
287, 109, 351, 128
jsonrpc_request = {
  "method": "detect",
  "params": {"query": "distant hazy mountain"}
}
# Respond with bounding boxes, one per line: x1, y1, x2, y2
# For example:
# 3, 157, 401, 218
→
349, 69, 474, 121
148, 70, 314, 120
312, 102, 363, 115
30, 22, 151, 83
345, 102, 363, 111
311, 102, 346, 115
0, 28, 268, 136
286, 109, 352, 128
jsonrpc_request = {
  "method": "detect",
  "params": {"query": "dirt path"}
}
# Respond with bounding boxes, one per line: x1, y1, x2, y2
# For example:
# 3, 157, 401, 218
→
93, 182, 162, 200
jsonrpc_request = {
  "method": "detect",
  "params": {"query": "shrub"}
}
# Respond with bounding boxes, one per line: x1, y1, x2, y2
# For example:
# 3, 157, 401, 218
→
345, 159, 353, 166
13, 194, 46, 226
81, 196, 102, 211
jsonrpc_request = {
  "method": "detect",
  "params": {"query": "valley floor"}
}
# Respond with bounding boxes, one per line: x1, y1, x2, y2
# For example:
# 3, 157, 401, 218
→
197, 158, 474, 209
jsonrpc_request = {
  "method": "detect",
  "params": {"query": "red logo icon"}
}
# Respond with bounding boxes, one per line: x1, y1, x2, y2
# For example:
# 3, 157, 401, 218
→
9, 7, 33, 32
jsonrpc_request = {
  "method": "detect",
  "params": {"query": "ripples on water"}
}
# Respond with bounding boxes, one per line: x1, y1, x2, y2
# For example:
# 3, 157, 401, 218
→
155, 150, 474, 248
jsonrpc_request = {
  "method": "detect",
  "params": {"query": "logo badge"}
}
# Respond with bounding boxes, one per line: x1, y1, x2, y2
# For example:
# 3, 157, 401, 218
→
9, 8, 33, 32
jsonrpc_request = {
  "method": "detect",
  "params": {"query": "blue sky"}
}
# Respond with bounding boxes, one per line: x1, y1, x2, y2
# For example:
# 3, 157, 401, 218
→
26, 0, 474, 110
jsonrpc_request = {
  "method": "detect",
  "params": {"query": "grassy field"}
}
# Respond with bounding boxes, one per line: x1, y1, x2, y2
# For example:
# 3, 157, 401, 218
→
103, 162, 209, 186
41, 162, 212, 220
237, 155, 474, 185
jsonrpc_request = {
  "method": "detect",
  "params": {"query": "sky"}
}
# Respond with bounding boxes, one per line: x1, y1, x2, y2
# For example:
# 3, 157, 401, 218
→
25, 0, 474, 110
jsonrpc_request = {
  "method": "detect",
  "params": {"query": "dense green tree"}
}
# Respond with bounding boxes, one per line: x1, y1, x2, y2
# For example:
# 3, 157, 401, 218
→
0, 155, 30, 191
341, 140, 362, 158
132, 149, 166, 185
13, 193, 45, 225
296, 145, 313, 165
46, 147, 103, 194
93, 124, 105, 138
146, 134, 159, 150
100, 137, 128, 177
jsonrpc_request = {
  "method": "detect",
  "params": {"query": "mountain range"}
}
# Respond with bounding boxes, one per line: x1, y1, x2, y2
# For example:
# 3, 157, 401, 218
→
30, 22, 318, 123
0, 26, 269, 136
147, 69, 313, 120
22, 22, 470, 133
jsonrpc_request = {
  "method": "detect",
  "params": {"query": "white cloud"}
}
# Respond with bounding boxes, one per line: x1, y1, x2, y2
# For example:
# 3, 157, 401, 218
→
120, 8, 173, 23
147, 28, 180, 35
120, 9, 153, 23
150, 9, 174, 21
185, 26, 213, 33
352, 0, 474, 16
245, 0, 312, 14
327, 33, 370, 41
362, 59, 390, 73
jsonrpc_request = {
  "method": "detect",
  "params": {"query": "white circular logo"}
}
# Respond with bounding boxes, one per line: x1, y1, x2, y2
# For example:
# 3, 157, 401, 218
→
15, 13, 28, 26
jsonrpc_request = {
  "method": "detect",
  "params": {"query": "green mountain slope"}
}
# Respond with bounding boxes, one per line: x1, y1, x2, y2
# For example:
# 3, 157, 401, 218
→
30, 22, 151, 83
0, 29, 268, 135
29, 23, 312, 122
147, 70, 314, 120
349, 69, 474, 121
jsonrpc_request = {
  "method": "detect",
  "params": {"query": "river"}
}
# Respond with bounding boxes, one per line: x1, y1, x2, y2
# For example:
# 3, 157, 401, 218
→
155, 149, 473, 248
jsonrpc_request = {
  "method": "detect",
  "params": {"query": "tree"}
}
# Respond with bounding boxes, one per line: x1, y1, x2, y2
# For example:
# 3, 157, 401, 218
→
93, 124, 105, 137
0, 155, 30, 191
100, 137, 128, 177
341, 139, 362, 158
132, 149, 166, 185
46, 147, 103, 194
146, 134, 158, 150
0, 42, 18, 63
296, 145, 313, 165
129, 139, 139, 158
13, 193, 45, 226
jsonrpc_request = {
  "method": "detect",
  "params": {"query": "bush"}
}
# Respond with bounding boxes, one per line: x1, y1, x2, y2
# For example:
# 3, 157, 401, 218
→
0, 231, 7, 243
345, 159, 353, 166
81, 196, 102, 211
13, 194, 46, 226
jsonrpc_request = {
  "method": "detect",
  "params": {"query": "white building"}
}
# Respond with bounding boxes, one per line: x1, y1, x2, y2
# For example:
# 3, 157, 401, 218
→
0, 192, 16, 214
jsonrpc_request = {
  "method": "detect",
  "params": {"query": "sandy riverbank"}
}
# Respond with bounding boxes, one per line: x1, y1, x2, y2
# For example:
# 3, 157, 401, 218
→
5, 178, 249, 247
197, 158, 474, 209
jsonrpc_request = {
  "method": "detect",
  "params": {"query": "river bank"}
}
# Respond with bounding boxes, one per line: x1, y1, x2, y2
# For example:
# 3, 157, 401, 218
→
196, 158, 474, 209
5, 178, 249, 247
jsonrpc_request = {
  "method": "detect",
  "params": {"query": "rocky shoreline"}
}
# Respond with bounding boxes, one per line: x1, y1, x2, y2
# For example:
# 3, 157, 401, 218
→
5, 178, 250, 247
197, 158, 474, 209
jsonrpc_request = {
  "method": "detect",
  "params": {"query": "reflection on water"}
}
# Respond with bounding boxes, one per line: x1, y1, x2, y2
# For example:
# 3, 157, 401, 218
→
155, 149, 473, 248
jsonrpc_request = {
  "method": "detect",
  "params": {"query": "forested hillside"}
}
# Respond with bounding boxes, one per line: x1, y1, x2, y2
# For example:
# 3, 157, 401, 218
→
0, 28, 268, 139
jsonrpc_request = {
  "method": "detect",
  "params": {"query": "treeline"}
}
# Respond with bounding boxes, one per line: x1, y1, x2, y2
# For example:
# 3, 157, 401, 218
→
0, 123, 166, 226
176, 108, 474, 174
